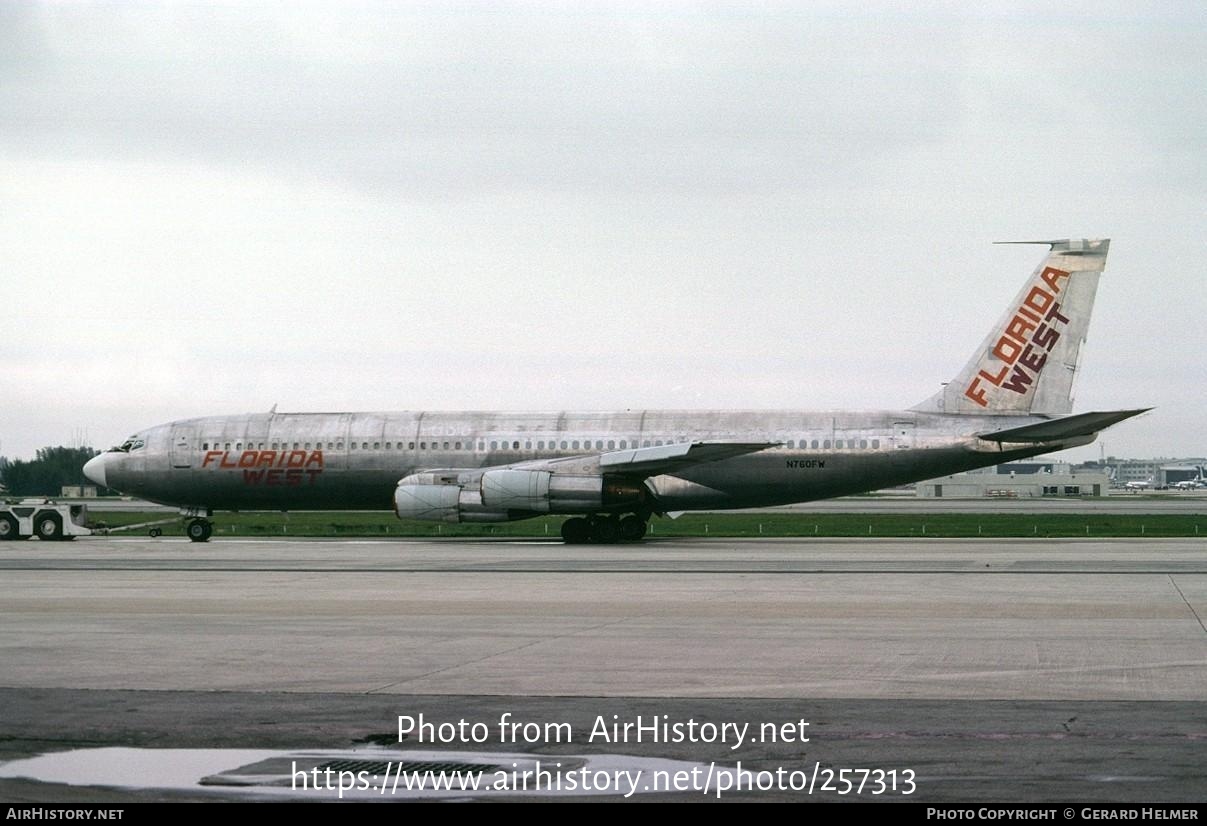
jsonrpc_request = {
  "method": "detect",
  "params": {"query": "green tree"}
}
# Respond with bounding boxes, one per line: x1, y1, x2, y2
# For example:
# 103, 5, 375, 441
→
0, 446, 107, 497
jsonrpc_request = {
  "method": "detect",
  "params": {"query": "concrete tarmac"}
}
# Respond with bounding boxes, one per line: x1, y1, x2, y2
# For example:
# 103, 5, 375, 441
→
57, 491, 1207, 514
2, 536, 1207, 802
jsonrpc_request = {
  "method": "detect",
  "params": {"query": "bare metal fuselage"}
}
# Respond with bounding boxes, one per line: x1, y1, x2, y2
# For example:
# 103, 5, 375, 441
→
100, 408, 1078, 514
83, 239, 1127, 530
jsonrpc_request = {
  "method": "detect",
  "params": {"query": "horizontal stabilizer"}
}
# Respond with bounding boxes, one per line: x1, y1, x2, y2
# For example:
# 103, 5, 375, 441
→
600, 441, 779, 476
979, 409, 1150, 443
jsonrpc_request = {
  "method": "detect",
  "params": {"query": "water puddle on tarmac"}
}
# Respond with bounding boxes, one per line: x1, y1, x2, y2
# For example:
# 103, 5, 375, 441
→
1, 747, 737, 799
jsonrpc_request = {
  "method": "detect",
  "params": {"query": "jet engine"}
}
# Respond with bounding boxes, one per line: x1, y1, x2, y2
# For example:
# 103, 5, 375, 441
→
393, 468, 645, 523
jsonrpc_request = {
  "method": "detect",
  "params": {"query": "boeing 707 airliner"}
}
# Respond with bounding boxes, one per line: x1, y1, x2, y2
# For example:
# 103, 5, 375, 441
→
80, 238, 1144, 543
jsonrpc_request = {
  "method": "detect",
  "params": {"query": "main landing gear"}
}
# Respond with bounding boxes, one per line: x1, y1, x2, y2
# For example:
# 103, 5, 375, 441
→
560, 513, 649, 544
186, 518, 214, 543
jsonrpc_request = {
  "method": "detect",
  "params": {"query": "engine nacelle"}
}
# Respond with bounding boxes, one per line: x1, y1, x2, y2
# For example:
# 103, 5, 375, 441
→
394, 470, 511, 523
392, 482, 468, 523
481, 469, 551, 511
481, 469, 645, 513
393, 468, 646, 523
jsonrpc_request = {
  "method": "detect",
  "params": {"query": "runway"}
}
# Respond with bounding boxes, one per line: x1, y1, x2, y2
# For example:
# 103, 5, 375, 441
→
769, 494, 1207, 514
63, 492, 1207, 515
3, 536, 1207, 802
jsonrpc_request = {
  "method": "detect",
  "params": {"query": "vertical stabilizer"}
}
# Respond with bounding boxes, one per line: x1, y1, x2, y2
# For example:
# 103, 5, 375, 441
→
912, 238, 1109, 416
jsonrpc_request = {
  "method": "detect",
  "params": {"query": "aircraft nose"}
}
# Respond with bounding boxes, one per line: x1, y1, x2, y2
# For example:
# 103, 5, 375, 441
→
83, 454, 108, 487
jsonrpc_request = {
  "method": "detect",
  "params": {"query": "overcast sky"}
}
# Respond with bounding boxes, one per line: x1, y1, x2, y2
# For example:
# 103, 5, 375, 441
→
2, 1, 1203, 462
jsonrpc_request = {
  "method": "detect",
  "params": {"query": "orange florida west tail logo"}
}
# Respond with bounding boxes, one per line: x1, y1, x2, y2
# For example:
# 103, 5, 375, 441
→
964, 267, 1070, 408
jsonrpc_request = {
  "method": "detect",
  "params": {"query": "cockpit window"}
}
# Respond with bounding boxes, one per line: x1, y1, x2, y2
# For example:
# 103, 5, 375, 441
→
109, 437, 146, 453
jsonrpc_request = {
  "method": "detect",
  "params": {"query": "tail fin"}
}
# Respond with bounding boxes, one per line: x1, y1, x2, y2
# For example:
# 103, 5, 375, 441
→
912, 238, 1109, 416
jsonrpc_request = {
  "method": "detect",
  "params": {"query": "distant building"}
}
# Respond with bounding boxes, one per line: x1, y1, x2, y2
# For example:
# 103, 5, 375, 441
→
1108, 460, 1161, 486
1093, 457, 1206, 489
917, 461, 1109, 498
60, 486, 98, 498
1158, 464, 1205, 487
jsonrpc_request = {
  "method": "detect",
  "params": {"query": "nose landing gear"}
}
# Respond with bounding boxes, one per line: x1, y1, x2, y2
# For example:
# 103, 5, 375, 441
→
186, 518, 213, 542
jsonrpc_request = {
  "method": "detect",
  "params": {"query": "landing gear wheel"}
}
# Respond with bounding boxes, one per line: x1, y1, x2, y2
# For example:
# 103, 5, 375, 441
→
149, 527, 163, 538
618, 514, 648, 541
0, 515, 18, 541
590, 517, 620, 544
187, 519, 213, 542
35, 513, 63, 541
560, 517, 590, 544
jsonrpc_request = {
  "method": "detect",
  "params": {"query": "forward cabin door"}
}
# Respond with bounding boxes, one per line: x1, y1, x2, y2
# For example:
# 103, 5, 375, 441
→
171, 426, 196, 468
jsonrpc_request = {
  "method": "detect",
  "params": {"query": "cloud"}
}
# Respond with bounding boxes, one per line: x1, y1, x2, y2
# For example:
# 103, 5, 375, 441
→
0, 2, 1203, 459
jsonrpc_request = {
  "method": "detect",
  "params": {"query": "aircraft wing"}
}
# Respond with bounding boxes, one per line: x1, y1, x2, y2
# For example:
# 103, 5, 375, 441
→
979, 409, 1150, 443
598, 441, 779, 476
514, 440, 779, 479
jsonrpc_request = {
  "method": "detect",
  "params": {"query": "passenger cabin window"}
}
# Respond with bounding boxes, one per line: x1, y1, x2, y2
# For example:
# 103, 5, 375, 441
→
408, 442, 415, 450
607, 440, 615, 449
620, 440, 627, 449
572, 441, 580, 449
872, 439, 880, 448
490, 441, 497, 450
512, 441, 519, 450
787, 440, 795, 449
337, 442, 344, 450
